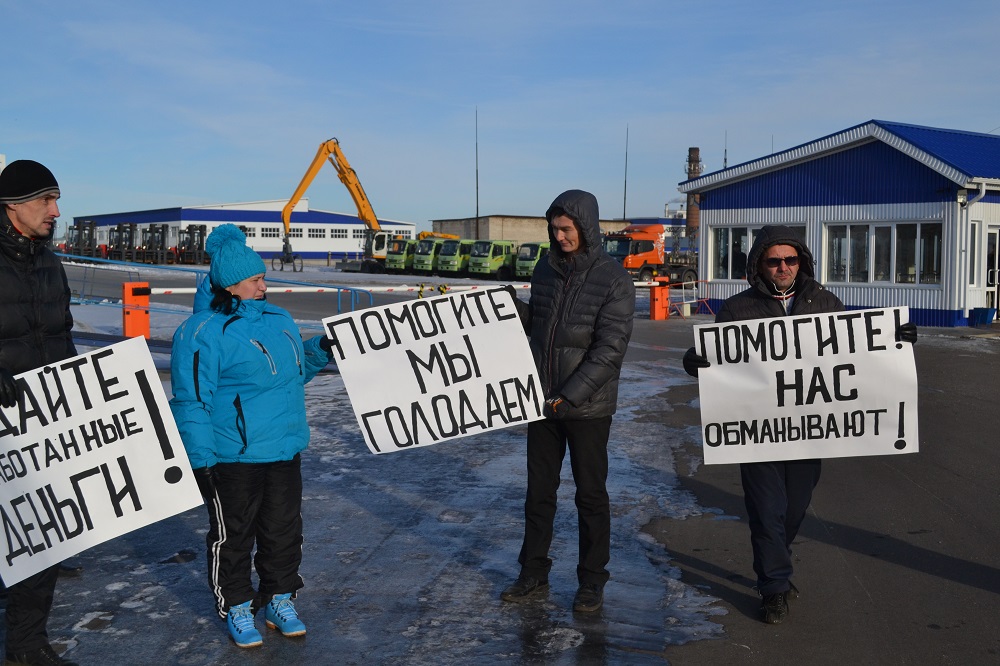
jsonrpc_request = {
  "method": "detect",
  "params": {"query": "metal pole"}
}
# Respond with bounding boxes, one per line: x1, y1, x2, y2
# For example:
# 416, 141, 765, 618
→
623, 125, 629, 220
476, 107, 480, 225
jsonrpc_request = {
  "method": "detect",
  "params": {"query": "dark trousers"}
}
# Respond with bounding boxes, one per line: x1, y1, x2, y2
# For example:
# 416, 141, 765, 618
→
4, 564, 59, 654
740, 459, 822, 596
202, 455, 304, 618
518, 417, 612, 586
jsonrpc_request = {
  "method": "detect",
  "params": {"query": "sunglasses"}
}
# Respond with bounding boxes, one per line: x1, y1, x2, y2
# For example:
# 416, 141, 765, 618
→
763, 256, 799, 268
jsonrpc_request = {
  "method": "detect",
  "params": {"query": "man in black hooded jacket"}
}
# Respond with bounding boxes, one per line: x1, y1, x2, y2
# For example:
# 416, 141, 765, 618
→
684, 225, 915, 624
0, 160, 80, 666
501, 190, 635, 613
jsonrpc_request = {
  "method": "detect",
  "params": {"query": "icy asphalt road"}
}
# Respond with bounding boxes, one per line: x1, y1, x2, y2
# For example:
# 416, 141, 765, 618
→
17, 267, 728, 664
15, 264, 1000, 664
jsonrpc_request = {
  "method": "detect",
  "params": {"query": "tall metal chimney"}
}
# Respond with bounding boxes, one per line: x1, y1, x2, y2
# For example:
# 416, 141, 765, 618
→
685, 147, 702, 237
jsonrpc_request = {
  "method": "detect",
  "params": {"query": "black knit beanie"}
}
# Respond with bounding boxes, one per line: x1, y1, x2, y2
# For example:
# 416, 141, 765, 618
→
0, 160, 60, 204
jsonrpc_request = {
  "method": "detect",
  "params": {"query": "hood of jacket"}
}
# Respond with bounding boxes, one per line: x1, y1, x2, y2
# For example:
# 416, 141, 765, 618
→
545, 189, 603, 270
745, 224, 817, 294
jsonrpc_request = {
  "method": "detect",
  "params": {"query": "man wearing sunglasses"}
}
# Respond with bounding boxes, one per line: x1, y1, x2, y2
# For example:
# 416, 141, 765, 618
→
684, 225, 916, 625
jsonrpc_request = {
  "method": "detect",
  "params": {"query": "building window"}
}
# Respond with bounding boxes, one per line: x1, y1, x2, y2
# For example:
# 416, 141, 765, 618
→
829, 224, 890, 283
289, 227, 302, 238
828, 222, 941, 285
849, 225, 868, 283
261, 227, 281, 238
895, 224, 917, 284
332, 228, 348, 239
308, 228, 326, 239
969, 221, 979, 286
242, 226, 256, 238
352, 228, 367, 239
827, 226, 848, 282
712, 226, 787, 280
873, 227, 892, 282
712, 228, 732, 279
919, 223, 942, 284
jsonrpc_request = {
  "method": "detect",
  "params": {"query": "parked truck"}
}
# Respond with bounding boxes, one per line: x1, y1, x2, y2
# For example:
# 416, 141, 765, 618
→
385, 238, 417, 274
469, 240, 517, 280
437, 239, 474, 277
515, 241, 550, 280
413, 237, 446, 275
602, 223, 698, 283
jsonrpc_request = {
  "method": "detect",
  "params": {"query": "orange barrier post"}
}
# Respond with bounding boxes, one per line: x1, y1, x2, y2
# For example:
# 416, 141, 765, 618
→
649, 279, 671, 321
123, 281, 151, 339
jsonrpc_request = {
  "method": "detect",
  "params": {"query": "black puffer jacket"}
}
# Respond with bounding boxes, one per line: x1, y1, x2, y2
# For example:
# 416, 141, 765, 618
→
525, 189, 635, 419
0, 210, 77, 375
716, 224, 843, 323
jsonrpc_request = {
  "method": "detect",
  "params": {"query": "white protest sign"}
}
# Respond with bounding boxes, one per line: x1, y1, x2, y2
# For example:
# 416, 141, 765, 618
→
322, 289, 544, 454
694, 307, 918, 465
0, 337, 202, 585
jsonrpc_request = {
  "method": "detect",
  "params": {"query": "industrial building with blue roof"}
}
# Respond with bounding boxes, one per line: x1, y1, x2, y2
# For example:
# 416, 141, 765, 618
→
679, 120, 1000, 327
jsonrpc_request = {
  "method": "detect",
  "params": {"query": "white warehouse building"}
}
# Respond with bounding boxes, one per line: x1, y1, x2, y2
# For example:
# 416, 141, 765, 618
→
71, 199, 416, 262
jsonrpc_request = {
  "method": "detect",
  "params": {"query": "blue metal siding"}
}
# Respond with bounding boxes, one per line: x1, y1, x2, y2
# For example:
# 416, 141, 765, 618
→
701, 142, 956, 210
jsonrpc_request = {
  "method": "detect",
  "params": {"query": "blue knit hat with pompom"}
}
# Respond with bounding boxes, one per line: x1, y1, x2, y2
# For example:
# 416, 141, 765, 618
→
206, 224, 266, 288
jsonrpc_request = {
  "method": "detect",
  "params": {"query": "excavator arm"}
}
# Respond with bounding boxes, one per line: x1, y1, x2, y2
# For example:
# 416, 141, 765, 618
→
278, 137, 387, 272
280, 138, 381, 236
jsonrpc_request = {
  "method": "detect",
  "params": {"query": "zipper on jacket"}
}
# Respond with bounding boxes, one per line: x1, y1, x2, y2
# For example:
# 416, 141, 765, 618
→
233, 394, 248, 454
250, 339, 278, 374
283, 330, 303, 376
546, 273, 575, 397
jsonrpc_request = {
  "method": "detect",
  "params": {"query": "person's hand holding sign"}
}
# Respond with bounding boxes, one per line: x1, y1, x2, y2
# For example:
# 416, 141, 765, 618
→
0, 367, 19, 408
897, 321, 917, 344
682, 347, 711, 377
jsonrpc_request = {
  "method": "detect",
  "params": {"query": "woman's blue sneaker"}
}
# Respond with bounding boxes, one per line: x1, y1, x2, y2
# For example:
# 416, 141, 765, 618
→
265, 593, 307, 637
227, 600, 263, 648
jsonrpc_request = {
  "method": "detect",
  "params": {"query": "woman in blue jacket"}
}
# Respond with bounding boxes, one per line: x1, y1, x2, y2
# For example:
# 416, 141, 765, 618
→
170, 225, 332, 648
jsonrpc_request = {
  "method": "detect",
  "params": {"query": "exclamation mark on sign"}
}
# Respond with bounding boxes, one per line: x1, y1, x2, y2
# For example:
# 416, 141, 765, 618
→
893, 309, 903, 349
136, 370, 184, 484
894, 401, 907, 450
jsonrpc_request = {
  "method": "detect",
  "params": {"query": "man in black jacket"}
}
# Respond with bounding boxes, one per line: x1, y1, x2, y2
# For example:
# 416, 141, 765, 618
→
0, 160, 80, 666
684, 225, 915, 625
501, 190, 635, 613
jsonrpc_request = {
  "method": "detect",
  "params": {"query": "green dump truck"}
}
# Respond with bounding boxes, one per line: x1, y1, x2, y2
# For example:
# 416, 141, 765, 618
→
469, 240, 517, 280
413, 237, 446, 274
436, 239, 474, 277
515, 241, 550, 280
385, 238, 417, 274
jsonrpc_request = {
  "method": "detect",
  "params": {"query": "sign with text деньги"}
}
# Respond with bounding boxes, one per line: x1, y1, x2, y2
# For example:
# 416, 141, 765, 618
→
0, 337, 201, 585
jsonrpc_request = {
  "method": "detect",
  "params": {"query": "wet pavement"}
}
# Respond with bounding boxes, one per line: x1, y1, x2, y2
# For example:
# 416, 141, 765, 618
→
6, 266, 1000, 664
22, 323, 723, 665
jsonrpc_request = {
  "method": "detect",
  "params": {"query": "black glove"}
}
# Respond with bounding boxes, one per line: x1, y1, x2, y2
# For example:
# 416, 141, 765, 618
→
503, 284, 518, 300
683, 347, 711, 377
193, 466, 218, 499
543, 396, 567, 419
897, 322, 917, 345
319, 335, 338, 354
0, 368, 19, 409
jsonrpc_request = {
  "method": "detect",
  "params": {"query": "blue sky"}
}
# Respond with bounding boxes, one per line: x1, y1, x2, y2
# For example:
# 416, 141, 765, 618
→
4, 0, 999, 234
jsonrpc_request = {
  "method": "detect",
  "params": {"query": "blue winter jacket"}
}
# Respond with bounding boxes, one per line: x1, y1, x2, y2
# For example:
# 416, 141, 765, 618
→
169, 298, 330, 469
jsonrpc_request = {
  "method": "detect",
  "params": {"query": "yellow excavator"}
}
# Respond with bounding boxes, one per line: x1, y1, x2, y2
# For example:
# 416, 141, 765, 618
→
279, 137, 390, 273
